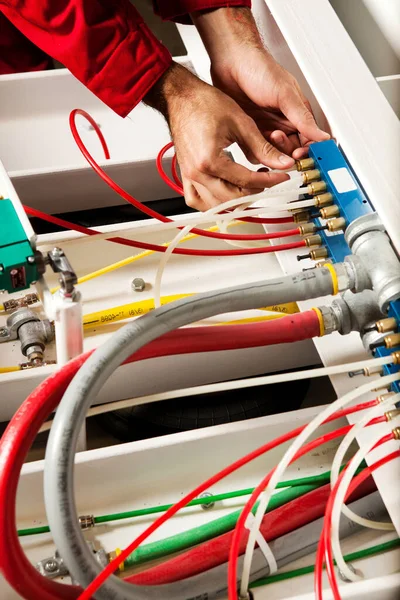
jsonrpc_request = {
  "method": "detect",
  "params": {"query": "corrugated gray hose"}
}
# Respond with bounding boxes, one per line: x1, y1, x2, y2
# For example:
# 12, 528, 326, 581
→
44, 269, 342, 600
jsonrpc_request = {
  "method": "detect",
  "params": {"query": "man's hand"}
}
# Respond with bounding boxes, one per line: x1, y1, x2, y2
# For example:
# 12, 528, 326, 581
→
144, 62, 292, 210
192, 7, 330, 160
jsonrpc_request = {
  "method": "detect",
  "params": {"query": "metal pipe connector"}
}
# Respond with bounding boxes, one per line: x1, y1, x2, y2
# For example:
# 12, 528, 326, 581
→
298, 222, 317, 235
305, 234, 322, 247
345, 213, 400, 313
325, 217, 346, 232
301, 169, 321, 184
392, 427, 400, 441
78, 515, 95, 530
374, 317, 398, 334
307, 181, 327, 196
296, 157, 315, 171
293, 210, 311, 223
314, 193, 333, 207
320, 205, 340, 219
385, 409, 400, 421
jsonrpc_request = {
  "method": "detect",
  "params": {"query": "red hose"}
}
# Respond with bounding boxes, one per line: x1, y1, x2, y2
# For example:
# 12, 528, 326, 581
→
0, 332, 378, 600
127, 477, 375, 585
226, 414, 388, 600
24, 204, 306, 256
316, 435, 397, 600
70, 109, 298, 243
123, 310, 321, 362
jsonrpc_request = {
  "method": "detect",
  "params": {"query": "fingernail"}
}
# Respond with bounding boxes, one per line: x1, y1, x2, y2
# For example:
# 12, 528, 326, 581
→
279, 155, 294, 166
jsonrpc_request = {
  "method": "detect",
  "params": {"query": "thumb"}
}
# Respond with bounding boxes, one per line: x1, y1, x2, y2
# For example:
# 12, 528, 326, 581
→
280, 88, 329, 143
236, 117, 295, 170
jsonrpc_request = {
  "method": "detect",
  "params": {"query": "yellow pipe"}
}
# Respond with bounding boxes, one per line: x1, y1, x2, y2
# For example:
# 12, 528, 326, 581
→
0, 365, 21, 374
83, 296, 298, 329
51, 224, 241, 293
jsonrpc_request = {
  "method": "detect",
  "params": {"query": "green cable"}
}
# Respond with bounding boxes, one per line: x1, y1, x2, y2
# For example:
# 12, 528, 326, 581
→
18, 464, 366, 537
123, 483, 318, 568
250, 538, 400, 588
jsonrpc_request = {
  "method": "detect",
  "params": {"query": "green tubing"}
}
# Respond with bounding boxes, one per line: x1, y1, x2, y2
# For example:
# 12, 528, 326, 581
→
250, 538, 400, 588
17, 464, 366, 537
17, 524, 51, 537
123, 483, 318, 568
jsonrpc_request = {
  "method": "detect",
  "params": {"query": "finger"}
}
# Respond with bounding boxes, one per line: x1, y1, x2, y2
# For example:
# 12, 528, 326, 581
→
280, 88, 330, 143
269, 130, 299, 156
292, 146, 310, 160
193, 154, 290, 190
182, 177, 208, 212
235, 117, 295, 170
193, 173, 265, 212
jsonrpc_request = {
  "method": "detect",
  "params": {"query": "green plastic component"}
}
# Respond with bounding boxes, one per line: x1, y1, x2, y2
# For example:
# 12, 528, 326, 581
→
0, 199, 37, 293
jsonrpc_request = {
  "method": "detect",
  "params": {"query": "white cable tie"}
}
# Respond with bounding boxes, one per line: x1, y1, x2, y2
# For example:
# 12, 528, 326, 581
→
245, 512, 278, 575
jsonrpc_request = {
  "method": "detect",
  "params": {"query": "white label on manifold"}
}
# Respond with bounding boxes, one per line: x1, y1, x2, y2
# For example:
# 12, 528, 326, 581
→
327, 167, 357, 193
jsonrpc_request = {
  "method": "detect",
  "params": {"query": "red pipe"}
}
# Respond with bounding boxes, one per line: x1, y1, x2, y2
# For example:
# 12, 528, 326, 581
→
126, 477, 375, 585
25, 204, 306, 257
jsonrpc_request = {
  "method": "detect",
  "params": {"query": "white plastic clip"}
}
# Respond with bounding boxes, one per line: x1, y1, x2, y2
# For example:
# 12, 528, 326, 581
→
245, 512, 278, 575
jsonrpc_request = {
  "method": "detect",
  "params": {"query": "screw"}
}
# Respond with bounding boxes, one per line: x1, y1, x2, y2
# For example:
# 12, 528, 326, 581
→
44, 559, 58, 573
27, 256, 36, 264
51, 247, 64, 258
0, 328, 8, 337
132, 277, 146, 292
199, 492, 215, 510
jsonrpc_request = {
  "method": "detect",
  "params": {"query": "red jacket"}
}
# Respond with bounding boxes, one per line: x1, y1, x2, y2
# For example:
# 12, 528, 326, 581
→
0, 1, 250, 117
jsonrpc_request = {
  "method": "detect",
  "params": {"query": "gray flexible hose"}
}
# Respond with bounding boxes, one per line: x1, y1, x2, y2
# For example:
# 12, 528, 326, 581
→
43, 269, 337, 599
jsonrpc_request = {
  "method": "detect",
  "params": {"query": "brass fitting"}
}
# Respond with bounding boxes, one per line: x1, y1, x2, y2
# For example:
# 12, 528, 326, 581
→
314, 193, 333, 207
309, 247, 328, 260
320, 205, 340, 219
304, 234, 322, 247
325, 217, 346, 232
385, 409, 400, 421
392, 427, 400, 441
78, 515, 95, 530
3, 293, 39, 313
377, 392, 395, 403
392, 350, 400, 364
382, 333, 400, 349
298, 222, 316, 235
308, 181, 327, 195
375, 317, 398, 334
301, 169, 321, 184
363, 366, 383, 377
293, 210, 311, 223
296, 157, 315, 171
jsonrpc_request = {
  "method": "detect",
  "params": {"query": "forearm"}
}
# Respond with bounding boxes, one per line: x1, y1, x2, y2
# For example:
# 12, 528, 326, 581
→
191, 7, 266, 60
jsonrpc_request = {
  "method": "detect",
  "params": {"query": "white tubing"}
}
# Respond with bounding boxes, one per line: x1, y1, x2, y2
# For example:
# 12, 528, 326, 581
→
40, 197, 316, 249
239, 372, 400, 598
330, 414, 400, 583
38, 356, 395, 433
330, 393, 399, 531
153, 193, 303, 308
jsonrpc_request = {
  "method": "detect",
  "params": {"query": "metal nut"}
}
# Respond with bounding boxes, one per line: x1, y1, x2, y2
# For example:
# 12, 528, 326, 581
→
132, 278, 146, 292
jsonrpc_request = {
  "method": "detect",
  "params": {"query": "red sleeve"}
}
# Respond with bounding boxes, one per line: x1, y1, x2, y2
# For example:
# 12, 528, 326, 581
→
0, 1, 172, 117
153, 1, 252, 25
